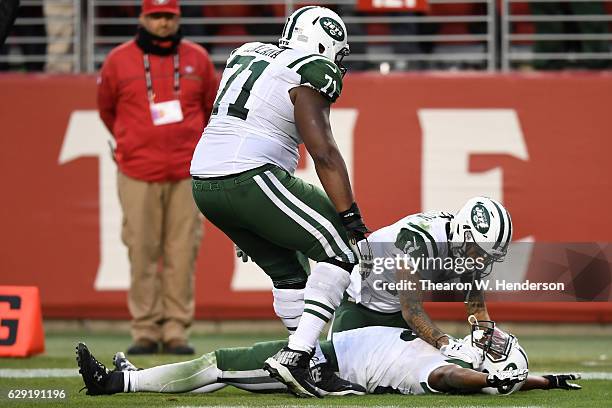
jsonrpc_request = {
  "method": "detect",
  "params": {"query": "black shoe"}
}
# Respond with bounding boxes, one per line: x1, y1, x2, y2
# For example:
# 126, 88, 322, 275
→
310, 362, 366, 396
162, 340, 195, 355
127, 340, 158, 355
113, 352, 138, 372
263, 347, 322, 398
76, 343, 124, 396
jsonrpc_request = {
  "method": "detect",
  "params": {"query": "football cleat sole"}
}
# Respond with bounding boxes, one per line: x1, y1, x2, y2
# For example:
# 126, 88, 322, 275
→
319, 388, 367, 397
263, 357, 322, 398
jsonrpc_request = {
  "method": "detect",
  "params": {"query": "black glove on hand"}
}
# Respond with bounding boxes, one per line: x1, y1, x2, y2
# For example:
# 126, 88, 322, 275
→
543, 374, 582, 390
338, 202, 370, 242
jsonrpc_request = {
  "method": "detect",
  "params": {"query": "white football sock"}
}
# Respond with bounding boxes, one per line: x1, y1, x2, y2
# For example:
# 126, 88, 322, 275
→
125, 352, 219, 393
272, 287, 327, 363
288, 262, 350, 353
312, 343, 327, 365
272, 287, 304, 334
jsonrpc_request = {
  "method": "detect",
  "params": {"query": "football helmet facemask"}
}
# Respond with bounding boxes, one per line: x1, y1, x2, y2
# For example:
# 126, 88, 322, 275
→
279, 6, 350, 76
466, 317, 529, 395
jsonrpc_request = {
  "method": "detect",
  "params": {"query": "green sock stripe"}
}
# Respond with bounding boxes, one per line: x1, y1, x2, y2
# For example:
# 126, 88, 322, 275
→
305, 299, 335, 315
303, 308, 331, 323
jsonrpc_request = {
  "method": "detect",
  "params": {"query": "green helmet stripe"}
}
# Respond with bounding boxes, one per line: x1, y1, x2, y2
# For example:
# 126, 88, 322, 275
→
506, 208, 512, 249
490, 200, 507, 250
285, 6, 318, 41
517, 346, 529, 368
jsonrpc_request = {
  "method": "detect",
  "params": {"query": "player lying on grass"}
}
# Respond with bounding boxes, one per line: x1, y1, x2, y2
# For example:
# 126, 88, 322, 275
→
76, 320, 581, 397
330, 197, 514, 370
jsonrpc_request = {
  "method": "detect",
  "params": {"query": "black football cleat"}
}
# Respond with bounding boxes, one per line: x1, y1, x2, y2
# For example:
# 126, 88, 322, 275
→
263, 346, 322, 398
76, 342, 124, 395
310, 362, 366, 396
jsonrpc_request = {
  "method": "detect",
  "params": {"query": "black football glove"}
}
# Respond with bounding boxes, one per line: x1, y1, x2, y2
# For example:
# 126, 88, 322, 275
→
338, 202, 370, 243
543, 373, 582, 390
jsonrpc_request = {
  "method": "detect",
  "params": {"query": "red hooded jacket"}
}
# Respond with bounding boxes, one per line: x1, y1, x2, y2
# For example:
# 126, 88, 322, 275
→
97, 39, 218, 182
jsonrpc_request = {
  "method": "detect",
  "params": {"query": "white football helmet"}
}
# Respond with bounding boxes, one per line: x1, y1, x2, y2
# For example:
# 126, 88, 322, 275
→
449, 196, 512, 273
279, 6, 350, 75
467, 319, 529, 395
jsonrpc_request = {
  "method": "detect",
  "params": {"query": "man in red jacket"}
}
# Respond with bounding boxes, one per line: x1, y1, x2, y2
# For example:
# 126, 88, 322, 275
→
97, 0, 218, 355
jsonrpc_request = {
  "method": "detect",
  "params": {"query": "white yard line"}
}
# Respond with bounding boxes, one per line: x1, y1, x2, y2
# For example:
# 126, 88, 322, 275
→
174, 406, 543, 408
0, 368, 79, 378
532, 371, 612, 380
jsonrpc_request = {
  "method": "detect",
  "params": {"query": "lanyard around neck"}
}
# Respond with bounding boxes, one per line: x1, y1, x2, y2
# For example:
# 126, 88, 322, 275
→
143, 53, 180, 103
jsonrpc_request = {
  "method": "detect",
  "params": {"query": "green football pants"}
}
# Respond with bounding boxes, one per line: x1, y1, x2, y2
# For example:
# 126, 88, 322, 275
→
216, 338, 339, 373
192, 164, 356, 287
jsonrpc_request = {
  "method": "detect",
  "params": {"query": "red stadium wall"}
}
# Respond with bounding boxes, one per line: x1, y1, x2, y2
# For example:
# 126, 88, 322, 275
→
0, 72, 611, 322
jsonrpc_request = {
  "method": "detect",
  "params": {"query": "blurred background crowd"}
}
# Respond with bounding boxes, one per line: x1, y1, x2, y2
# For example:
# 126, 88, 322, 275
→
2, 1, 611, 73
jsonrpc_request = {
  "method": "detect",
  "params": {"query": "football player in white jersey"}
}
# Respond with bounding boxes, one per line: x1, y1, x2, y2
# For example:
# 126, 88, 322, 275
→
76, 320, 581, 397
331, 197, 513, 370
189, 6, 368, 397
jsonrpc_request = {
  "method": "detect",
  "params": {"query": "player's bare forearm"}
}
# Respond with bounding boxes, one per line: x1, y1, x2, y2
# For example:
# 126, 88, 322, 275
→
431, 367, 551, 394
428, 365, 488, 393
312, 150, 354, 212
464, 289, 490, 321
397, 269, 447, 348
292, 86, 354, 211
462, 275, 490, 321
519, 375, 551, 391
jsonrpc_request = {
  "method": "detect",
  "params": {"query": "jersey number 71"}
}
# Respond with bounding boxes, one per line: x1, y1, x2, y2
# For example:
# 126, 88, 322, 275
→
212, 55, 270, 121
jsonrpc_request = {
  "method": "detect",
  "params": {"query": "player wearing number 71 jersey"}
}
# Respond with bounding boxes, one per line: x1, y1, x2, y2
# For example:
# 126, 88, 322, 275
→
190, 6, 369, 397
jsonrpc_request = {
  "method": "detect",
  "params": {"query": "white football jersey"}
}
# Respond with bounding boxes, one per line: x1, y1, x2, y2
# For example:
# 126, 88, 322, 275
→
347, 211, 455, 313
190, 42, 343, 177
334, 326, 458, 394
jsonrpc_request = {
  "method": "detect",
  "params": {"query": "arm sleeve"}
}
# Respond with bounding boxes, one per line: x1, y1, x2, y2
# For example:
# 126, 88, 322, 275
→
97, 57, 118, 136
296, 58, 343, 103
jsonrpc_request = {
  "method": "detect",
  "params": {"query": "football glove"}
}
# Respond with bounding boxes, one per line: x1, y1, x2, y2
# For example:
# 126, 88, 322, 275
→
338, 202, 370, 243
543, 373, 582, 390
440, 337, 484, 369
486, 368, 529, 388
235, 244, 249, 263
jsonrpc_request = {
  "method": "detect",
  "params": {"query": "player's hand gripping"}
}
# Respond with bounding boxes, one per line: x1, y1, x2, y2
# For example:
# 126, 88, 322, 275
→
440, 337, 484, 369
543, 373, 582, 390
338, 202, 370, 243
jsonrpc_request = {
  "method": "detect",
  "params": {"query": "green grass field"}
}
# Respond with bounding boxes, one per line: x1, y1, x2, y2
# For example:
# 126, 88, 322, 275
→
1, 329, 611, 407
